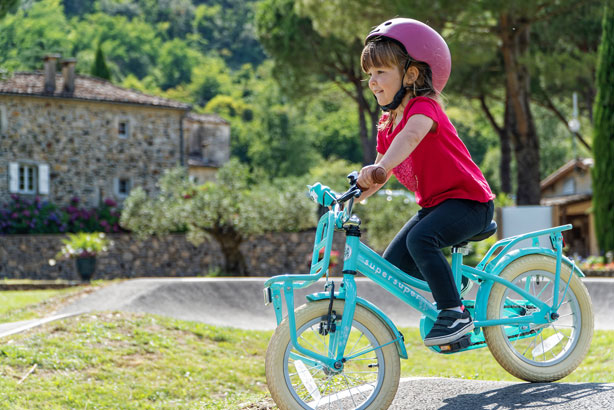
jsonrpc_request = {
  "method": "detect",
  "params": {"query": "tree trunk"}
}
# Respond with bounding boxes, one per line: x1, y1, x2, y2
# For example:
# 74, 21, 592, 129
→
479, 94, 513, 194
501, 87, 514, 194
211, 226, 247, 276
500, 13, 541, 205
354, 79, 378, 165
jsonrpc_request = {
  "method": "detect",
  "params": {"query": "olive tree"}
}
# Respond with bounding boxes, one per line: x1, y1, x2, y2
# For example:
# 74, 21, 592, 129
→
121, 160, 317, 276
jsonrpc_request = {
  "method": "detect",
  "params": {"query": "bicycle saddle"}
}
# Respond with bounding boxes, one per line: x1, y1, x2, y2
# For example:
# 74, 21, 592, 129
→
453, 221, 498, 247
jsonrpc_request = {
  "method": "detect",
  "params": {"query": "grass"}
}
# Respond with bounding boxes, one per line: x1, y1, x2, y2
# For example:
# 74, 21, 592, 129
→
0, 289, 612, 409
0, 312, 272, 410
0, 289, 77, 323
0, 282, 106, 324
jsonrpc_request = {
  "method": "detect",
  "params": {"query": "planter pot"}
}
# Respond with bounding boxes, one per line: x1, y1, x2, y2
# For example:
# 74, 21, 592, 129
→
75, 257, 97, 282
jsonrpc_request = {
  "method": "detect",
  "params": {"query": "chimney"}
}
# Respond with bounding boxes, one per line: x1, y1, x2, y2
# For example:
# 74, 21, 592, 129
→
61, 58, 77, 93
43, 54, 61, 93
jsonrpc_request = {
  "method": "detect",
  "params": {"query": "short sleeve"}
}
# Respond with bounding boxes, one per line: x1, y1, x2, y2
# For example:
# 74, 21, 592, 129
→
376, 130, 387, 154
376, 114, 390, 154
406, 97, 440, 126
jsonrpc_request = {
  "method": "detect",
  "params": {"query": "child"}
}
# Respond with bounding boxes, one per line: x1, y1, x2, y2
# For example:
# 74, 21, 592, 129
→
356, 18, 495, 347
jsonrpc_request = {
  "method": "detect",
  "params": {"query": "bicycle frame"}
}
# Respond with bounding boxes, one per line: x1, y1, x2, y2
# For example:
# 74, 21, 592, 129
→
264, 191, 584, 371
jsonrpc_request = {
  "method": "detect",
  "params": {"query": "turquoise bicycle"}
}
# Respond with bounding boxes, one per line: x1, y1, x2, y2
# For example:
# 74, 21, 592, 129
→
263, 172, 594, 410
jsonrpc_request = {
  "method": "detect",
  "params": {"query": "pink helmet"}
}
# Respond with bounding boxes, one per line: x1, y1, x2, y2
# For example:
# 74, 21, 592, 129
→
366, 18, 451, 93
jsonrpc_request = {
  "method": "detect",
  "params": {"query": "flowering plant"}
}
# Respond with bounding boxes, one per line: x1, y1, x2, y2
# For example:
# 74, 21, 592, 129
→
318, 248, 340, 268
56, 232, 111, 259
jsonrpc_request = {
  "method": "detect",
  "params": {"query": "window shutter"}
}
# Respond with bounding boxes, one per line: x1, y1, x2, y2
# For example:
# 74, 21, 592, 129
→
9, 162, 19, 193
38, 163, 50, 195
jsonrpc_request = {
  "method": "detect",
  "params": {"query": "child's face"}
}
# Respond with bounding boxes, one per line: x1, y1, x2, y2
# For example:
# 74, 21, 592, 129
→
366, 65, 403, 107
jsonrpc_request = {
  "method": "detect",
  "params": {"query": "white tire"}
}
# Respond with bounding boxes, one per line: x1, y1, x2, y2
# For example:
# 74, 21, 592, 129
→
483, 255, 593, 382
266, 300, 400, 409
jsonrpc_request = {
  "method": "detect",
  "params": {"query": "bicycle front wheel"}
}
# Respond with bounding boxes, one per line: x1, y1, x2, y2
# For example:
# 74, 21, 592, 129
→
265, 300, 400, 410
483, 255, 593, 382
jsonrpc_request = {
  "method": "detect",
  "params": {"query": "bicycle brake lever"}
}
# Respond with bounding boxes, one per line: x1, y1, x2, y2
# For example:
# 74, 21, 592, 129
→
347, 171, 359, 186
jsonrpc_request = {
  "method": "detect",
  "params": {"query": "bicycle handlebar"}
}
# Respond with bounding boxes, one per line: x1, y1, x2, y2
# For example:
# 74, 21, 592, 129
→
371, 166, 388, 184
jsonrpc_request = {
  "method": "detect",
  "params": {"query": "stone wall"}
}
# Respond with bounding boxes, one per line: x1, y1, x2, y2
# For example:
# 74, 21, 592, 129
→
0, 95, 184, 207
0, 231, 350, 280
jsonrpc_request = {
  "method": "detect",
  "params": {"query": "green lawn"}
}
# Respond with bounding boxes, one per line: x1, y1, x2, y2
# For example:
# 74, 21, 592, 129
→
0, 287, 612, 409
0, 288, 84, 324
0, 312, 612, 409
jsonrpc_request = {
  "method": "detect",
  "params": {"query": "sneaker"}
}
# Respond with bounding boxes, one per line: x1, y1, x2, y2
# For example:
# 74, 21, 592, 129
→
460, 276, 473, 298
424, 309, 475, 347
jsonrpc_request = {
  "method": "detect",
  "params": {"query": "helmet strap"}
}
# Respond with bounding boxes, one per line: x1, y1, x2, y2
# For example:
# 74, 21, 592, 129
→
379, 86, 407, 112
378, 59, 413, 112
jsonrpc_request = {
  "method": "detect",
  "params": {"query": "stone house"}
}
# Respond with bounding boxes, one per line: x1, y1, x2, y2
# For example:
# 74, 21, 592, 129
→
0, 55, 230, 207
540, 157, 597, 257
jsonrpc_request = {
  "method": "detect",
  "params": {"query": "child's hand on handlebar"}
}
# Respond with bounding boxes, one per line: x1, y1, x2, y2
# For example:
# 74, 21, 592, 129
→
357, 165, 387, 190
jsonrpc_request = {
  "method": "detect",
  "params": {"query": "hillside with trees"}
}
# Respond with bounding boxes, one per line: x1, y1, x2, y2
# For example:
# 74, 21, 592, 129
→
0, 0, 602, 196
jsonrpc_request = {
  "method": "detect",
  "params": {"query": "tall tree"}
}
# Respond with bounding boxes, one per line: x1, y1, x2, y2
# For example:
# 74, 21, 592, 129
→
256, 0, 380, 164
297, 0, 601, 204
592, 0, 614, 254
91, 41, 111, 80
0, 0, 18, 19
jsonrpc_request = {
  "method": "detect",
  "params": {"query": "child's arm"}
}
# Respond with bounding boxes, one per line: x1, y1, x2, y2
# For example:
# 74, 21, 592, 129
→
357, 114, 434, 190
377, 114, 434, 173
356, 154, 392, 202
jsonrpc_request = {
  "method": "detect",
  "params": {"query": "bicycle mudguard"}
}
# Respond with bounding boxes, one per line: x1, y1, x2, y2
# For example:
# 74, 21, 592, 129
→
474, 248, 584, 323
306, 292, 408, 359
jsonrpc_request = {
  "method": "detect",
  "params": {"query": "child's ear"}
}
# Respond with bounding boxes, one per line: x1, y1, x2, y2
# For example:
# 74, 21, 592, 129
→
405, 66, 419, 85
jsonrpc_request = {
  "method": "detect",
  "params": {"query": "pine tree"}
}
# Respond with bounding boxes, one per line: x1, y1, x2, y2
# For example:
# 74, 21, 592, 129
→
91, 41, 111, 80
592, 1, 614, 254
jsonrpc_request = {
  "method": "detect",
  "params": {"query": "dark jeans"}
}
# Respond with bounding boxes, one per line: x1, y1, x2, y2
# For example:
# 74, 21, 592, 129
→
383, 199, 494, 310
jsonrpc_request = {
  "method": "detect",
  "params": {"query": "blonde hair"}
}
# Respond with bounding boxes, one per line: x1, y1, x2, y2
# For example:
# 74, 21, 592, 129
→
361, 37, 443, 130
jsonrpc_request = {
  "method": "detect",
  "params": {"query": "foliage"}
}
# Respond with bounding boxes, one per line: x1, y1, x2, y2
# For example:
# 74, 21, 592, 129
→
0, 0, 19, 19
90, 40, 111, 80
580, 254, 614, 273
592, 1, 614, 254
0, 195, 124, 234
0, 0, 601, 185
355, 193, 420, 253
56, 232, 111, 259
120, 161, 318, 274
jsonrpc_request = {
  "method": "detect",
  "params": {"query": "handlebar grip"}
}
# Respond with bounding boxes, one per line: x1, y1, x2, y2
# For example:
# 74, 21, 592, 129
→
371, 166, 387, 184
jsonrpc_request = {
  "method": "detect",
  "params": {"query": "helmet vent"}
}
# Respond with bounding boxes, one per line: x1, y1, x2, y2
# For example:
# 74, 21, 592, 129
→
385, 21, 392, 25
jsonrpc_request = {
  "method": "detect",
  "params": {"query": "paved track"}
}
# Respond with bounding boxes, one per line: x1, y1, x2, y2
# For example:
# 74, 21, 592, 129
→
54, 277, 614, 331
392, 378, 614, 409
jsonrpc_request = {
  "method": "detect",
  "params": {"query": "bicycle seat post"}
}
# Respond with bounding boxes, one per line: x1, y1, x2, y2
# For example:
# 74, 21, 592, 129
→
450, 245, 469, 295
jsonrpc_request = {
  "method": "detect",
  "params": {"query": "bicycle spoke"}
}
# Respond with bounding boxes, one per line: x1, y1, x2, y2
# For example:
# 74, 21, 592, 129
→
347, 332, 366, 356
310, 325, 329, 351
342, 374, 358, 408
299, 333, 325, 354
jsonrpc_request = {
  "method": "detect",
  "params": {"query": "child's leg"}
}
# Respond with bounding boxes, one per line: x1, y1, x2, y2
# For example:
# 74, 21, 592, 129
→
382, 213, 425, 281
406, 199, 493, 346
406, 199, 493, 309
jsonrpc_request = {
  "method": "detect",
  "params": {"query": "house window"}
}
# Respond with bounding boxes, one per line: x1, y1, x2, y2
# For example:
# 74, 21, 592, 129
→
19, 164, 37, 194
562, 178, 576, 195
9, 162, 49, 195
0, 105, 7, 133
117, 117, 131, 139
114, 177, 132, 198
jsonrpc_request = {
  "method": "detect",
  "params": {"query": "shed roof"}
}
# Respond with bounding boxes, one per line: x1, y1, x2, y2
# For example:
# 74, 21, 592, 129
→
540, 158, 594, 191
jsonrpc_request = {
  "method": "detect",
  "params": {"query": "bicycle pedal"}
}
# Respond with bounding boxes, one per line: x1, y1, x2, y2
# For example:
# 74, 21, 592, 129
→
438, 334, 472, 354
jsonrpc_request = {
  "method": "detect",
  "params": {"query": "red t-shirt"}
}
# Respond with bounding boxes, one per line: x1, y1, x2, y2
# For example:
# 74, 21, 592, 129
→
376, 96, 495, 208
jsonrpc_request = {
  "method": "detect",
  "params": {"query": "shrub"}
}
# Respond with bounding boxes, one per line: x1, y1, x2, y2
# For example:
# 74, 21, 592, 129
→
56, 232, 112, 259
0, 195, 125, 234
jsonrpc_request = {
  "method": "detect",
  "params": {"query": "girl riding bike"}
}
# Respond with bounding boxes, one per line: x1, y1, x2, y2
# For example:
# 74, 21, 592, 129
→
356, 18, 495, 347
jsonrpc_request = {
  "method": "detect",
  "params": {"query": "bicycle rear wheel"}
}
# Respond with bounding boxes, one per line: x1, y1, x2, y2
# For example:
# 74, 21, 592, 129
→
265, 300, 400, 410
483, 255, 593, 382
